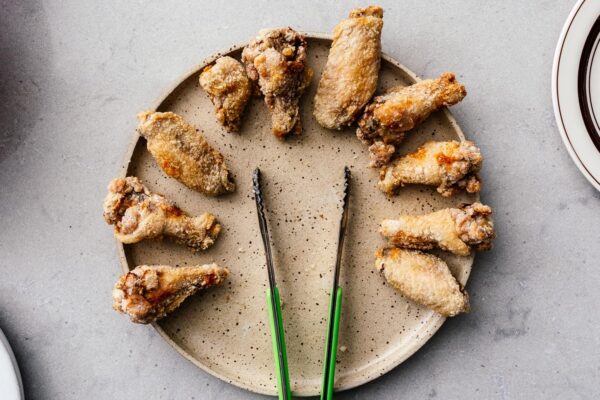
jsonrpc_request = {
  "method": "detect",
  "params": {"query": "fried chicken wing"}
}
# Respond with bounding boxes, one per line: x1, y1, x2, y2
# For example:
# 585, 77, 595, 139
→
313, 6, 384, 129
357, 73, 466, 166
380, 202, 494, 256
379, 140, 482, 196
199, 56, 251, 132
103, 177, 221, 251
137, 111, 235, 196
375, 247, 469, 317
112, 264, 229, 324
242, 28, 313, 138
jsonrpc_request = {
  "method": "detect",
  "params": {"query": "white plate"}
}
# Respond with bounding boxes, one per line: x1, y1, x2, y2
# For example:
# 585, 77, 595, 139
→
0, 329, 24, 400
553, 0, 600, 191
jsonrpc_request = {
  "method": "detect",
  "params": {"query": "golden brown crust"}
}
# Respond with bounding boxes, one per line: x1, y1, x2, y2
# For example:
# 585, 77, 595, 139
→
349, 5, 384, 18
379, 140, 482, 196
242, 28, 312, 138
137, 111, 235, 195
112, 264, 229, 324
375, 247, 469, 317
103, 176, 221, 251
368, 141, 396, 167
199, 56, 251, 132
380, 202, 495, 256
357, 73, 466, 150
313, 6, 383, 129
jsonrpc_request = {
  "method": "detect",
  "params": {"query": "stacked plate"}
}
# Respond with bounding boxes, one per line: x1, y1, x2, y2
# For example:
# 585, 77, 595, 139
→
0, 329, 24, 400
553, 0, 600, 191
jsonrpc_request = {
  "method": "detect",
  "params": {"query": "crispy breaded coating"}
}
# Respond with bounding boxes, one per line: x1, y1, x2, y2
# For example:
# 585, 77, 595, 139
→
199, 56, 251, 132
379, 140, 482, 197
380, 202, 494, 256
103, 177, 221, 251
368, 141, 396, 168
357, 73, 466, 155
313, 6, 384, 129
375, 247, 469, 317
113, 264, 229, 324
242, 28, 313, 138
137, 111, 235, 195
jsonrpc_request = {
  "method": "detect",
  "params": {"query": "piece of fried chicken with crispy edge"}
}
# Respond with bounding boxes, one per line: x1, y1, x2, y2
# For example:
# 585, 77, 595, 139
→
379, 140, 482, 197
199, 56, 251, 133
375, 247, 469, 317
242, 28, 313, 138
357, 73, 466, 167
137, 111, 235, 196
380, 202, 495, 256
103, 177, 221, 251
313, 6, 384, 130
112, 264, 229, 324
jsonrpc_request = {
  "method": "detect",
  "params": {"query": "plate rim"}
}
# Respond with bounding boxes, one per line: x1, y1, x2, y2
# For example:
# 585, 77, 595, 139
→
552, 0, 600, 191
114, 32, 474, 396
0, 329, 24, 400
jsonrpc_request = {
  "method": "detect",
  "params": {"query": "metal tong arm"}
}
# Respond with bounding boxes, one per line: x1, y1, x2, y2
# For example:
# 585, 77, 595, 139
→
321, 167, 351, 400
253, 168, 291, 400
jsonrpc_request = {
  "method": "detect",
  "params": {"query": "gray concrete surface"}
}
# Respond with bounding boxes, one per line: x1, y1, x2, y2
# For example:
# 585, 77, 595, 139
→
1, 1, 598, 399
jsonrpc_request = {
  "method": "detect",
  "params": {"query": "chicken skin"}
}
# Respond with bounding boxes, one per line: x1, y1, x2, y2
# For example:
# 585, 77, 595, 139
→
137, 111, 235, 196
357, 73, 467, 167
242, 28, 313, 138
379, 140, 482, 197
103, 177, 221, 251
380, 202, 494, 256
375, 247, 469, 317
113, 264, 229, 324
199, 56, 251, 132
313, 6, 384, 130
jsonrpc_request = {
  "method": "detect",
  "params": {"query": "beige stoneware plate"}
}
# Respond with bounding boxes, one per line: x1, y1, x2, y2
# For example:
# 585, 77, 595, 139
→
117, 34, 477, 396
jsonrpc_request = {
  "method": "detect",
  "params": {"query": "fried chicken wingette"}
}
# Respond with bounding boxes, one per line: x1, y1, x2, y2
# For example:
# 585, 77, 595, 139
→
103, 177, 221, 251
199, 56, 251, 132
380, 203, 494, 256
137, 111, 235, 196
375, 247, 469, 317
357, 73, 467, 167
242, 28, 313, 138
112, 264, 229, 324
313, 6, 384, 129
379, 140, 482, 197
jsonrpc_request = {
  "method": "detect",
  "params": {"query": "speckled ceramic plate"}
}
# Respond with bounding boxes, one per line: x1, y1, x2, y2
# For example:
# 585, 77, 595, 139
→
117, 34, 477, 396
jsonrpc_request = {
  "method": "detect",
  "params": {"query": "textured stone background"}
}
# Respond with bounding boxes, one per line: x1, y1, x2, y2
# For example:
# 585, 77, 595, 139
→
1, 1, 598, 398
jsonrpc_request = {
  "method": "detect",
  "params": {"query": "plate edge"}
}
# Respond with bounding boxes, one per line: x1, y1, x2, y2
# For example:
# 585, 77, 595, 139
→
552, 0, 600, 191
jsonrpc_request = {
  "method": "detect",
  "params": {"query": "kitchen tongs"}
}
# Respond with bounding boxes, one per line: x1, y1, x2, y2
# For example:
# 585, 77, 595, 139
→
321, 166, 351, 400
253, 167, 351, 400
253, 168, 292, 400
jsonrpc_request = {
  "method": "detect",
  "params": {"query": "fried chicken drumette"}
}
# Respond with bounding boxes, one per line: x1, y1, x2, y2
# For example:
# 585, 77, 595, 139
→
379, 140, 482, 197
357, 73, 467, 167
113, 264, 229, 324
199, 56, 251, 132
242, 28, 313, 138
380, 202, 495, 256
103, 177, 221, 251
375, 247, 469, 317
313, 6, 384, 130
137, 111, 235, 196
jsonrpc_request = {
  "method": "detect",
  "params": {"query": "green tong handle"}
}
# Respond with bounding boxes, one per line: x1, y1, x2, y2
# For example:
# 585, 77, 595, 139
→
266, 287, 292, 400
321, 286, 343, 400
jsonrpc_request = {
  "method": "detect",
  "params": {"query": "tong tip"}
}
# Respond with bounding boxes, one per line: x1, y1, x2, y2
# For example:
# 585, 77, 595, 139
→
252, 168, 261, 191
343, 166, 351, 199
253, 168, 264, 204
